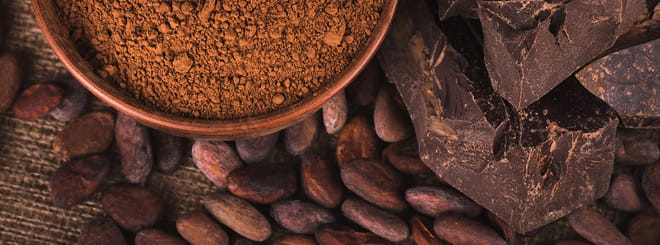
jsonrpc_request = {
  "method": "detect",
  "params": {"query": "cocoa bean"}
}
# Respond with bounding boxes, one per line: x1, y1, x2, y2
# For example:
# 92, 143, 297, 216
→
53, 111, 114, 162
271, 200, 335, 234
49, 77, 89, 122
642, 162, 660, 212
227, 164, 297, 204
273, 235, 318, 245
115, 113, 153, 183
567, 206, 633, 245
486, 211, 517, 245
340, 159, 406, 212
604, 173, 642, 212
405, 186, 482, 217
433, 214, 507, 245
101, 184, 163, 232
373, 85, 413, 143
315, 225, 388, 245
49, 154, 111, 208
78, 217, 127, 245
336, 116, 380, 167
285, 114, 319, 155
235, 132, 279, 163
383, 139, 431, 175
626, 212, 660, 245
615, 132, 659, 166
341, 197, 409, 242
135, 229, 186, 245
409, 215, 445, 245
555, 241, 591, 245
346, 60, 384, 106
12, 83, 63, 120
151, 130, 185, 173
203, 192, 272, 242
0, 54, 22, 113
192, 140, 243, 189
176, 211, 229, 245
322, 90, 348, 134
301, 151, 344, 208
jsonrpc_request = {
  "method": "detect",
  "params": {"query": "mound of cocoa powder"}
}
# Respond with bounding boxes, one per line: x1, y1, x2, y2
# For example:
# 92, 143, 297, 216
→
55, 0, 383, 119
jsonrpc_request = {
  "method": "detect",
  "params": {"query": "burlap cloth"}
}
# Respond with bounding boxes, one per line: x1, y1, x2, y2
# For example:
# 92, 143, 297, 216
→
0, 0, 639, 244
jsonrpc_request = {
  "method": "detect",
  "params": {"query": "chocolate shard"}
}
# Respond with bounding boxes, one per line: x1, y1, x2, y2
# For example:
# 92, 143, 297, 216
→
576, 39, 660, 128
437, 0, 478, 20
378, 0, 618, 232
478, 0, 646, 110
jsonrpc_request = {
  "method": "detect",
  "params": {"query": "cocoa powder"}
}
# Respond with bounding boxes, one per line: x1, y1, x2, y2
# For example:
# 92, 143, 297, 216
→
55, 0, 384, 119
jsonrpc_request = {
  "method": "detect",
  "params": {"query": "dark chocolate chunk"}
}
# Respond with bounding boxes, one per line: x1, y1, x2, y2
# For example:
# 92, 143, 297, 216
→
478, 0, 646, 110
576, 39, 659, 128
437, 0, 478, 20
379, 0, 619, 232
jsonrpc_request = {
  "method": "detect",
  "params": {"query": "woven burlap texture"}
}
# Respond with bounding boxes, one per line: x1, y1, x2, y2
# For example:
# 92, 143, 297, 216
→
0, 0, 635, 244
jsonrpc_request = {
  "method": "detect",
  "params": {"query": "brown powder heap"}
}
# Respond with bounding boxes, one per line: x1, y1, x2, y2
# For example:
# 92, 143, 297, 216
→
55, 0, 384, 119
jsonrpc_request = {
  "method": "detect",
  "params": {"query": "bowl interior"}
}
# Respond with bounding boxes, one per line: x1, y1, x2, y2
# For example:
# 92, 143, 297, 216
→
33, 0, 398, 140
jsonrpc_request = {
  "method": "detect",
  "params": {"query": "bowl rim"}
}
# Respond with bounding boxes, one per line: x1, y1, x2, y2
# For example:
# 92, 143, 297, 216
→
33, 0, 398, 140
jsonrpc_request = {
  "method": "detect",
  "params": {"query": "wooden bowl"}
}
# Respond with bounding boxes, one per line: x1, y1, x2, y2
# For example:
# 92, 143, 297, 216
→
33, 0, 398, 140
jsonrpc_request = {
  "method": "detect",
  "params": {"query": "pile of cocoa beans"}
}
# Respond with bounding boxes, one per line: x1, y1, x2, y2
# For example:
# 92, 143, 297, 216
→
2, 56, 660, 244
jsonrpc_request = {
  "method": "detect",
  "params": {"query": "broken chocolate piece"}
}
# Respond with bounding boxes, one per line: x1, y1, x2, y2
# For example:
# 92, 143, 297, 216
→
576, 39, 659, 128
379, 0, 619, 232
478, 0, 646, 110
437, 0, 478, 20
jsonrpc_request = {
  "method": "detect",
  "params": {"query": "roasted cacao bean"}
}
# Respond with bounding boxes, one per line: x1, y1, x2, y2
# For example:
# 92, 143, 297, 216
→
192, 140, 244, 189
340, 159, 406, 212
78, 217, 127, 245
115, 113, 153, 183
101, 184, 163, 232
203, 192, 272, 242
615, 132, 659, 166
341, 197, 409, 242
409, 215, 445, 245
12, 83, 63, 120
433, 214, 507, 245
151, 130, 185, 173
322, 90, 348, 134
604, 173, 642, 212
626, 211, 660, 245
49, 77, 89, 122
53, 111, 114, 162
271, 200, 335, 234
227, 164, 297, 204
315, 225, 388, 245
336, 116, 380, 167
301, 151, 344, 208
49, 154, 111, 208
405, 186, 482, 217
285, 114, 319, 155
236, 132, 279, 163
373, 85, 413, 143
567, 206, 633, 245
383, 139, 432, 175
176, 211, 229, 245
